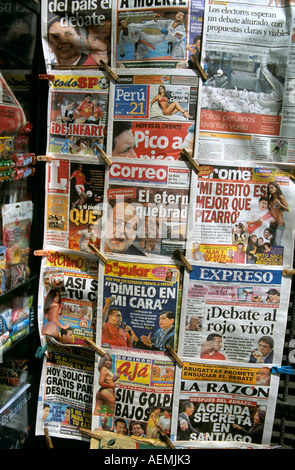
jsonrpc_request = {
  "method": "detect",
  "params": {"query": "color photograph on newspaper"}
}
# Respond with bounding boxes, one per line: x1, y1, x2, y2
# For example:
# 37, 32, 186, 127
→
41, 0, 112, 70
36, 345, 94, 440
103, 159, 191, 258
47, 72, 109, 157
196, 0, 295, 163
96, 257, 182, 355
107, 70, 198, 161
44, 158, 105, 254
91, 349, 174, 441
178, 262, 290, 364
187, 163, 295, 267
113, 0, 204, 68
170, 359, 279, 445
38, 250, 99, 347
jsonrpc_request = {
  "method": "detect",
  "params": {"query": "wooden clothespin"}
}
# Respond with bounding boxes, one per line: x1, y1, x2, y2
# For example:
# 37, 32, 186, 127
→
84, 338, 105, 356
156, 425, 176, 449
39, 74, 55, 82
282, 268, 295, 276
190, 54, 208, 81
34, 250, 51, 257
166, 344, 183, 368
179, 147, 200, 175
173, 248, 193, 273
37, 155, 53, 162
87, 243, 108, 263
94, 145, 112, 167
79, 427, 102, 441
99, 60, 118, 81
44, 427, 54, 449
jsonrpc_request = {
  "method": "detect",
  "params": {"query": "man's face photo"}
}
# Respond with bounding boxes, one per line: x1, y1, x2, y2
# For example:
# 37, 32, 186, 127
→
48, 21, 81, 65
85, 22, 111, 64
105, 202, 138, 253
112, 128, 137, 158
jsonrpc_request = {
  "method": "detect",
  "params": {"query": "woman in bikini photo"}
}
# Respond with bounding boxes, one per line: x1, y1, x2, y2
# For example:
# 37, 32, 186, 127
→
150, 84, 193, 119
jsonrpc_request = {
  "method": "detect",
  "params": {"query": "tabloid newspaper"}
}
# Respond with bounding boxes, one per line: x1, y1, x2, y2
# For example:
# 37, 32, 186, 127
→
91, 349, 175, 442
106, 69, 198, 161
46, 71, 109, 157
195, 0, 295, 164
35, 344, 94, 440
102, 158, 191, 257
177, 261, 290, 365
96, 256, 182, 355
186, 162, 295, 267
170, 359, 280, 445
43, 158, 106, 254
41, 0, 112, 71
37, 250, 99, 348
112, 0, 204, 69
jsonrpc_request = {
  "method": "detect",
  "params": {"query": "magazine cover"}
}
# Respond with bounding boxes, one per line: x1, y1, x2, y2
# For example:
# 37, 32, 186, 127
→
96, 256, 182, 355
41, 0, 112, 71
46, 71, 109, 158
107, 69, 198, 161
112, 0, 204, 68
44, 158, 106, 254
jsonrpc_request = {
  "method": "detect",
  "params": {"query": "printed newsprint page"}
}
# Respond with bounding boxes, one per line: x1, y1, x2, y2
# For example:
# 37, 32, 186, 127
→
41, 0, 112, 71
112, 0, 204, 68
170, 358, 280, 446
101, 158, 191, 258
96, 255, 182, 356
37, 250, 99, 347
43, 158, 106, 254
36, 344, 94, 440
186, 162, 295, 267
195, 0, 295, 164
46, 70, 109, 158
177, 261, 291, 365
106, 69, 198, 161
91, 349, 175, 442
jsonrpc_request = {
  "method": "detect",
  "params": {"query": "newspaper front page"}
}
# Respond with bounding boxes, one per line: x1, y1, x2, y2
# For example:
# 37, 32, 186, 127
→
96, 256, 182, 355
102, 158, 191, 258
170, 359, 280, 445
107, 69, 198, 161
178, 261, 290, 364
112, 0, 204, 69
41, 0, 112, 71
38, 250, 99, 347
186, 162, 295, 267
46, 71, 109, 158
91, 349, 175, 441
196, 0, 295, 163
44, 158, 106, 253
36, 344, 94, 440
